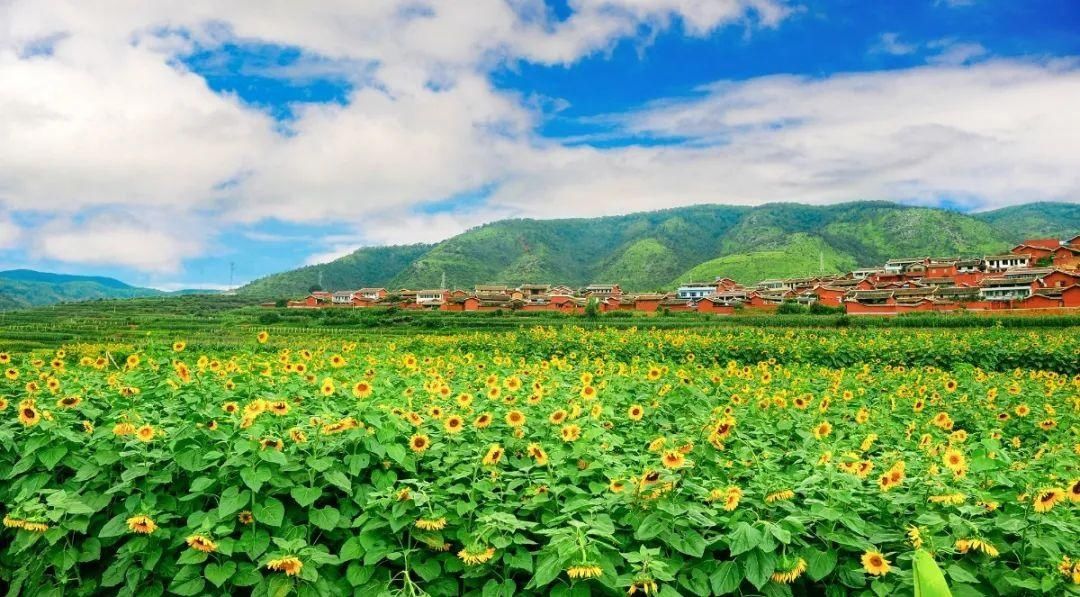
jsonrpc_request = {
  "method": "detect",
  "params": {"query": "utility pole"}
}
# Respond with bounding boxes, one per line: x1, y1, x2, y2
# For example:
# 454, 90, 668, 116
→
229, 262, 235, 290
441, 271, 447, 290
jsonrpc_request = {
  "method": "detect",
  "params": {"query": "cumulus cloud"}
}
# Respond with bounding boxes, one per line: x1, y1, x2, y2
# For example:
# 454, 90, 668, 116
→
28, 214, 206, 273
493, 60, 1080, 216
0, 213, 21, 249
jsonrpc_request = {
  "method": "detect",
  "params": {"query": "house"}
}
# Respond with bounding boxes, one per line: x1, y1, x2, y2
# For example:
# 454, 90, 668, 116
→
332, 291, 356, 305
676, 282, 716, 301
549, 285, 575, 296
883, 258, 926, 274
474, 285, 510, 298
632, 293, 666, 312
926, 260, 958, 278
357, 288, 388, 301
519, 284, 550, 301
696, 297, 736, 314
979, 276, 1038, 301
851, 268, 882, 280
416, 289, 448, 307
983, 254, 1031, 272
714, 277, 741, 291
585, 284, 621, 296
757, 279, 789, 292
299, 291, 333, 307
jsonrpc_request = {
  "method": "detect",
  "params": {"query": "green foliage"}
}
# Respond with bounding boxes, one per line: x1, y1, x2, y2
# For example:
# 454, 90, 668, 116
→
975, 202, 1080, 240
675, 233, 858, 284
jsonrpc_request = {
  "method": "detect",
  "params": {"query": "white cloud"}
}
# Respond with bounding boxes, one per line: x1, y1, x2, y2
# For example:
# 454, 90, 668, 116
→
875, 33, 917, 56
0, 213, 21, 250
29, 214, 206, 273
927, 40, 988, 65
492, 60, 1080, 217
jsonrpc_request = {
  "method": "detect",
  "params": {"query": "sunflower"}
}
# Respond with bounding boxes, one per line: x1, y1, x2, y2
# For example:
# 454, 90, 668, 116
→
320, 378, 335, 396
444, 415, 465, 434
289, 428, 308, 443
1015, 404, 1030, 417
136, 425, 155, 442
609, 479, 625, 493
83, 420, 94, 434
405, 433, 429, 454
352, 381, 373, 399
560, 424, 582, 442
482, 444, 503, 466
1067, 479, 1080, 503
627, 404, 644, 421
505, 410, 525, 427
5, 368, 18, 380
955, 538, 999, 557
269, 401, 290, 416
527, 443, 549, 466
458, 545, 496, 566
172, 341, 186, 352
415, 517, 447, 531
266, 556, 303, 576
18, 404, 41, 427
456, 393, 474, 408
186, 534, 217, 553
942, 448, 966, 472
474, 412, 493, 428
861, 551, 890, 576
566, 563, 603, 579
771, 557, 808, 584
126, 515, 157, 534
813, 421, 833, 440
765, 489, 795, 503
549, 409, 568, 425
256, 331, 270, 344
238, 511, 254, 525
1033, 488, 1064, 513
661, 449, 685, 469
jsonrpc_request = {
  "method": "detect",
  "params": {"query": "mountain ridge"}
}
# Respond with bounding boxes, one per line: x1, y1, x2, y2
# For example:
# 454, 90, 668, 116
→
237, 200, 1080, 295
0, 270, 219, 311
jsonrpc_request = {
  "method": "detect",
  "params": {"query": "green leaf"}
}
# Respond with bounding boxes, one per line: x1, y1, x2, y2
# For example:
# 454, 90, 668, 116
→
98, 514, 130, 538
667, 528, 708, 557
240, 468, 263, 493
256, 497, 285, 527
727, 522, 763, 556
806, 548, 838, 582
385, 444, 407, 464
231, 563, 262, 587
291, 486, 322, 508
947, 564, 978, 584
340, 537, 363, 562
258, 449, 288, 465
309, 506, 340, 530
741, 549, 776, 590
217, 488, 250, 516
346, 562, 375, 587
710, 561, 742, 595
635, 512, 667, 540
531, 552, 563, 588
204, 561, 236, 587
168, 576, 206, 596
913, 549, 952, 597
38, 446, 68, 470
324, 470, 352, 493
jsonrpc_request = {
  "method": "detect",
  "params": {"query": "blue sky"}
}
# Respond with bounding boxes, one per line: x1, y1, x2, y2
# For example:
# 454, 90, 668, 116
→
0, 0, 1078, 289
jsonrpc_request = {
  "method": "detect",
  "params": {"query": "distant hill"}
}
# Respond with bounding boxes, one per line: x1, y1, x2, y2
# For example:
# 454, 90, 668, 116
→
0, 270, 219, 310
236, 200, 1080, 294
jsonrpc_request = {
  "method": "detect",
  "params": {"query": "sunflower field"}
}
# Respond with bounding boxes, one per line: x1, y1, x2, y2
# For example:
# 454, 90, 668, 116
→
0, 326, 1078, 597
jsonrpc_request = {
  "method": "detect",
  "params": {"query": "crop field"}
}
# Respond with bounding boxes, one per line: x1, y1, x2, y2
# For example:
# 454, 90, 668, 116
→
1, 326, 1078, 596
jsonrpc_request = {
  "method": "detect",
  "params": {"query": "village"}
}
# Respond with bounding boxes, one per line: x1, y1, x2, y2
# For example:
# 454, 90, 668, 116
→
278, 234, 1080, 316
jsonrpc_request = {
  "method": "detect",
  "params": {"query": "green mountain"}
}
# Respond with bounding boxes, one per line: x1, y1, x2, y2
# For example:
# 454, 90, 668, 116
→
239, 201, 1080, 295
676, 233, 859, 284
0, 270, 219, 311
239, 244, 434, 297
973, 202, 1080, 241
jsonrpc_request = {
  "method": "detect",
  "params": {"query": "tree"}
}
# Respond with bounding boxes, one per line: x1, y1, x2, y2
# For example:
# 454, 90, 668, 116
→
309, 284, 323, 293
